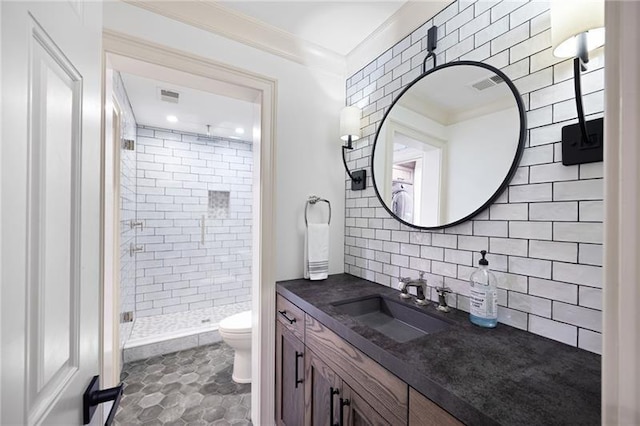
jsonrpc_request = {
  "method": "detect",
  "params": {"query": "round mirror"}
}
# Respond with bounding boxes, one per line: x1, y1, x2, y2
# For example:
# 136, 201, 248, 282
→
372, 61, 526, 229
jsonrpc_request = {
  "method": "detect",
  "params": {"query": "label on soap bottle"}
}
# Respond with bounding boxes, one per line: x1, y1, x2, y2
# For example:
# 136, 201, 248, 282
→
470, 287, 497, 318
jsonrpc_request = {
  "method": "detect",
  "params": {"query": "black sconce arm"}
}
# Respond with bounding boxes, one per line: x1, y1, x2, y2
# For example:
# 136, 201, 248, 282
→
341, 136, 366, 191
574, 56, 591, 145
342, 145, 360, 183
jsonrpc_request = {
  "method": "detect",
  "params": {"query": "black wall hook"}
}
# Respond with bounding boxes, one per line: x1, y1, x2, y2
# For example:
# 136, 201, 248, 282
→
422, 25, 438, 73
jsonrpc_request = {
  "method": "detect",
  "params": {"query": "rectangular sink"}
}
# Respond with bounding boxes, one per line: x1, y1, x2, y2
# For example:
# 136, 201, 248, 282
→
332, 295, 450, 343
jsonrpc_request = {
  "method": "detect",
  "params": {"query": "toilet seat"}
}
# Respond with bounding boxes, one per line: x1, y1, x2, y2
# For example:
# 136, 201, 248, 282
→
219, 310, 252, 334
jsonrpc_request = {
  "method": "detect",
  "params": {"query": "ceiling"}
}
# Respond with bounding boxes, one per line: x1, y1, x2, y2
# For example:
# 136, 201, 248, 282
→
112, 1, 453, 129
125, 1, 451, 75
399, 65, 518, 124
118, 66, 257, 140
218, 1, 407, 56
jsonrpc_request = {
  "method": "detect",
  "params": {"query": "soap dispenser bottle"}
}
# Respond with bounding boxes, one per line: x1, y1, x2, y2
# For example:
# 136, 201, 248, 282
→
469, 250, 498, 328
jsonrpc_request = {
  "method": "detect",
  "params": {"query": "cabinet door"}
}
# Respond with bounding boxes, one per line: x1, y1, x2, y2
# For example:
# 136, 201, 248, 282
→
305, 349, 342, 426
276, 321, 305, 426
341, 384, 390, 426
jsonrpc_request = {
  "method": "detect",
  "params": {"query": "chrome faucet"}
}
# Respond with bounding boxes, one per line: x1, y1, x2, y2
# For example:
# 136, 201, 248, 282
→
435, 286, 453, 313
399, 271, 429, 306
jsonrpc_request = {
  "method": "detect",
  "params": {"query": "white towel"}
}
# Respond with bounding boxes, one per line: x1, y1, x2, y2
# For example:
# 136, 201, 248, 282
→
304, 223, 329, 280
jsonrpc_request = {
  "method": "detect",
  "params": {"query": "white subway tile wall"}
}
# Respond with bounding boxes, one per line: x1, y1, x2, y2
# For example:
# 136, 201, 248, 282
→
135, 126, 252, 318
344, 0, 603, 353
114, 71, 138, 346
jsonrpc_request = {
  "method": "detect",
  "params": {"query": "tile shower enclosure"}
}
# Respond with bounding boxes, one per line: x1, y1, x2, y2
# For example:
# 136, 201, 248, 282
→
133, 126, 253, 319
344, 0, 603, 353
114, 71, 252, 344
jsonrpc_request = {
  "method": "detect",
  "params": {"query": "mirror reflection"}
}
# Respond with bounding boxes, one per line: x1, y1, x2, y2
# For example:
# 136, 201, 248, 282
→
372, 63, 524, 228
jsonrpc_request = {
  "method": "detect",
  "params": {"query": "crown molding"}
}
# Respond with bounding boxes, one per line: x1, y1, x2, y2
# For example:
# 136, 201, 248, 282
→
346, 1, 452, 76
123, 0, 347, 76
121, 0, 450, 82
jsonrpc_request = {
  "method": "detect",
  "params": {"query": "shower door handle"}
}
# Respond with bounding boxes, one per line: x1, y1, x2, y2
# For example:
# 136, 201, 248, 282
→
200, 215, 206, 245
294, 351, 303, 388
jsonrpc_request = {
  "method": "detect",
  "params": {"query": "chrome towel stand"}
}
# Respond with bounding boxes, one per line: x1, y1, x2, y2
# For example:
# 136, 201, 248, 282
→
305, 195, 331, 226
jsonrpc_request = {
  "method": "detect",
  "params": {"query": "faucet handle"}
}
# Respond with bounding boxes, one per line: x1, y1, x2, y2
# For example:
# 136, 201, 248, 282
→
435, 286, 452, 313
398, 277, 412, 299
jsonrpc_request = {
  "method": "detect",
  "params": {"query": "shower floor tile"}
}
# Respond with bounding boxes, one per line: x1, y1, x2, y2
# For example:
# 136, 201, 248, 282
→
127, 301, 252, 344
115, 342, 252, 425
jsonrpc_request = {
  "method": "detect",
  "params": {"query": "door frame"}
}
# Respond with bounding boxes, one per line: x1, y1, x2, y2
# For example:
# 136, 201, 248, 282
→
100, 85, 123, 388
603, 1, 640, 424
100, 30, 278, 424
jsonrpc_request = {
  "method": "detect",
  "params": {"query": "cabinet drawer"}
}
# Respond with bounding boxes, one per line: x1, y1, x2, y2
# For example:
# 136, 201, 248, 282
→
306, 314, 407, 426
277, 294, 305, 341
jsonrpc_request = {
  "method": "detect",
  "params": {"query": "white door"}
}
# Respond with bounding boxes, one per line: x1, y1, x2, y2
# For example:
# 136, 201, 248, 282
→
1, 1, 104, 425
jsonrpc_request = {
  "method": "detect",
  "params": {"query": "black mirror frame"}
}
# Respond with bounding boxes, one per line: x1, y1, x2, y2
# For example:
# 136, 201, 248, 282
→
371, 60, 527, 230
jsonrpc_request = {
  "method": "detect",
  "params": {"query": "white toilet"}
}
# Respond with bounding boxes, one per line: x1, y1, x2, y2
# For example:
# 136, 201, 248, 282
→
219, 310, 252, 383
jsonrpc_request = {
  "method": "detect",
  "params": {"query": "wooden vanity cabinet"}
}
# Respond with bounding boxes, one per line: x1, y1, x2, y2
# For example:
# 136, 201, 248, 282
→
276, 293, 462, 426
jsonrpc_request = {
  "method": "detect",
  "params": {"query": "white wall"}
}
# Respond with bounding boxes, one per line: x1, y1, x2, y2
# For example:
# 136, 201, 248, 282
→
103, 1, 346, 280
445, 107, 519, 222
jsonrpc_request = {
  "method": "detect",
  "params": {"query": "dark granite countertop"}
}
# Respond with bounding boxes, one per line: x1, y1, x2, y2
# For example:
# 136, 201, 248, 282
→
276, 274, 601, 426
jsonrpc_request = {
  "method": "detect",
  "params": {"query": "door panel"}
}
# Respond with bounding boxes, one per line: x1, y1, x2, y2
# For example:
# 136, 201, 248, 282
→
304, 349, 341, 426
276, 322, 305, 426
1, 1, 103, 424
27, 22, 83, 422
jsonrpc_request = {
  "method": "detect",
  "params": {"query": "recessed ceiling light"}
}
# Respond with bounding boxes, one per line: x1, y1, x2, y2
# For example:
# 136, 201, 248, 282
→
167, 115, 178, 123
235, 127, 245, 135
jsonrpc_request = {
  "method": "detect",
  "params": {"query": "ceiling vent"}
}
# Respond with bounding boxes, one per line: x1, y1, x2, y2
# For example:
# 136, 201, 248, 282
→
159, 88, 180, 103
471, 75, 505, 91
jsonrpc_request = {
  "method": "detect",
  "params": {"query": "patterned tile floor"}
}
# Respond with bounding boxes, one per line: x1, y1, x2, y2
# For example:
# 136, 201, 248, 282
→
115, 342, 251, 425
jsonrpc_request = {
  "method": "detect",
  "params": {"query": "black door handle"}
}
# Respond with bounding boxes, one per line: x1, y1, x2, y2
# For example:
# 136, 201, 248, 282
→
279, 310, 296, 324
339, 398, 351, 426
330, 387, 340, 426
83, 375, 123, 425
294, 351, 304, 388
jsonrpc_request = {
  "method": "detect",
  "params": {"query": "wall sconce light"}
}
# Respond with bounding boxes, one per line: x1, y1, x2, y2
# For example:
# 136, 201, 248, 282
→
340, 106, 366, 190
551, 0, 604, 166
